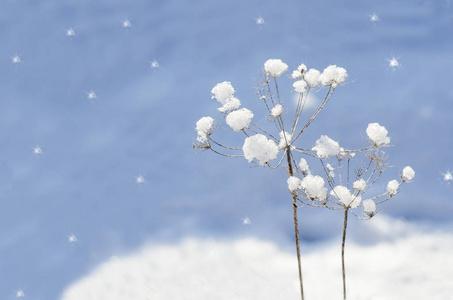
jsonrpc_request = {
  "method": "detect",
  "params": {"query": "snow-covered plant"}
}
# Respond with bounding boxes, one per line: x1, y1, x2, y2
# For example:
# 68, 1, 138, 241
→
193, 59, 414, 300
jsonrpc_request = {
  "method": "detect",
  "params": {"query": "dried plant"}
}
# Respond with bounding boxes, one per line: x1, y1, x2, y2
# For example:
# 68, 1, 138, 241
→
194, 59, 414, 300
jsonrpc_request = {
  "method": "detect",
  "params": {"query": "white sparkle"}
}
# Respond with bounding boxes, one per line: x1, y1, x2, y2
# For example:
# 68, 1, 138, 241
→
150, 60, 160, 68
122, 19, 132, 28
12, 54, 21, 64
66, 28, 76, 37
136, 175, 145, 184
256, 16, 265, 25
443, 171, 453, 183
87, 90, 97, 100
16, 290, 25, 298
388, 57, 400, 69
242, 217, 252, 225
33, 145, 43, 155
68, 233, 78, 243
369, 13, 380, 23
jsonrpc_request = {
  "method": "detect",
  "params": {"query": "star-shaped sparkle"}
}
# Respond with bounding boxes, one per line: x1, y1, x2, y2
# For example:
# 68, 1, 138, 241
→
369, 13, 380, 23
66, 28, 76, 37
68, 233, 78, 243
12, 55, 22, 64
242, 217, 252, 225
122, 19, 132, 28
388, 57, 400, 69
443, 171, 453, 183
136, 175, 145, 184
150, 60, 160, 68
33, 145, 43, 155
256, 16, 265, 25
87, 90, 97, 100
16, 290, 25, 298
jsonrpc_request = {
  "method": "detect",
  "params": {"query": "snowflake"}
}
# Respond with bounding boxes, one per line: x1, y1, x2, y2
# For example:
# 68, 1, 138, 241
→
443, 171, 453, 183
136, 175, 145, 184
369, 13, 379, 23
242, 217, 252, 225
12, 54, 21, 64
256, 16, 265, 25
150, 60, 160, 68
87, 90, 97, 100
33, 146, 43, 155
16, 290, 25, 298
388, 57, 400, 69
122, 19, 132, 28
66, 28, 76, 37
68, 233, 78, 243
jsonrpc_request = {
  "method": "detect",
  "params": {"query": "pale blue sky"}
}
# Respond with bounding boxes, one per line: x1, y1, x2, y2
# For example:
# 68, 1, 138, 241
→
0, 0, 452, 299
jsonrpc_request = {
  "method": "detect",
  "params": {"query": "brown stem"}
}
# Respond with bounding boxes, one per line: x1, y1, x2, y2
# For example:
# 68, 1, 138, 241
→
286, 148, 305, 300
341, 208, 349, 300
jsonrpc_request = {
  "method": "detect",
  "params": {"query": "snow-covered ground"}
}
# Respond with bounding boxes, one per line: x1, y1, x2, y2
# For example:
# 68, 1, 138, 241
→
61, 216, 453, 300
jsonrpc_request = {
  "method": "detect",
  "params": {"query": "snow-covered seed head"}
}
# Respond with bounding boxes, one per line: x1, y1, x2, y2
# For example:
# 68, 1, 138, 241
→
387, 179, 400, 197
291, 70, 302, 80
353, 178, 367, 191
271, 104, 283, 118
292, 80, 307, 93
298, 158, 310, 176
331, 185, 361, 208
225, 108, 254, 132
211, 81, 235, 104
304, 68, 321, 87
264, 59, 288, 77
319, 65, 348, 87
366, 122, 390, 147
195, 116, 214, 140
218, 97, 241, 113
312, 135, 341, 158
242, 134, 278, 166
291, 64, 308, 79
278, 131, 292, 150
401, 166, 415, 182
301, 175, 327, 203
287, 176, 302, 193
363, 199, 377, 218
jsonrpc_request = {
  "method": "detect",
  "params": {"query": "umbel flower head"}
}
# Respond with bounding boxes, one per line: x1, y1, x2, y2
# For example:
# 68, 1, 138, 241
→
264, 59, 288, 77
194, 58, 415, 300
367, 122, 390, 147
242, 134, 278, 166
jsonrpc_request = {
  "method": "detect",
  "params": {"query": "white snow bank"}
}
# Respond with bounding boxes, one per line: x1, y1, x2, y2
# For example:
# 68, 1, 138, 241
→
61, 217, 453, 300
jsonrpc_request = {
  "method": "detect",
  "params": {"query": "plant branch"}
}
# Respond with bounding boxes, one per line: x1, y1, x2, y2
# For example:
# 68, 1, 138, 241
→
341, 208, 349, 300
286, 148, 305, 300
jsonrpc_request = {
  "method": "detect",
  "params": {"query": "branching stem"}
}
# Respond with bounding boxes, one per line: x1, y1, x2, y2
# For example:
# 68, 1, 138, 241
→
341, 208, 349, 300
286, 147, 305, 300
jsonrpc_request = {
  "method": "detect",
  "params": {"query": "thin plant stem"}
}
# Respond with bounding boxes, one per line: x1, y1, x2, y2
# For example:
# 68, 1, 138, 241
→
286, 147, 305, 300
341, 208, 349, 300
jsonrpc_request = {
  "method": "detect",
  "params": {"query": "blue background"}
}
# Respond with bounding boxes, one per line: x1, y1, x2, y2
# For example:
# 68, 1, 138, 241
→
0, 0, 452, 299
